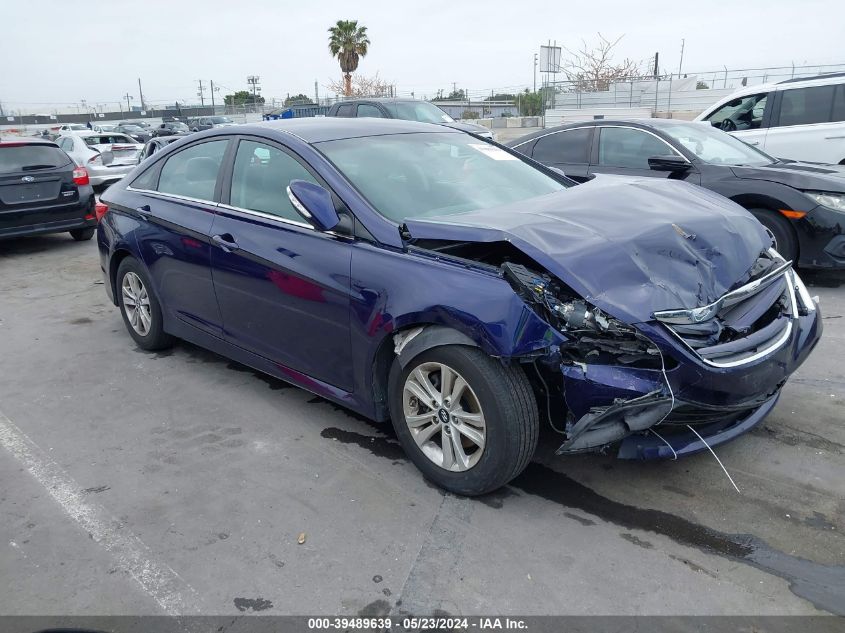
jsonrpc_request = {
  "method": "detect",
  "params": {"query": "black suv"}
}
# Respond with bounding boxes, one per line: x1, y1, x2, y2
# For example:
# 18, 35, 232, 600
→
326, 98, 494, 139
0, 137, 96, 241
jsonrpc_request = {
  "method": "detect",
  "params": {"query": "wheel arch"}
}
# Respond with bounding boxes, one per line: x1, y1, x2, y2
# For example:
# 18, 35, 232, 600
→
108, 248, 135, 306
370, 324, 481, 422
729, 194, 800, 259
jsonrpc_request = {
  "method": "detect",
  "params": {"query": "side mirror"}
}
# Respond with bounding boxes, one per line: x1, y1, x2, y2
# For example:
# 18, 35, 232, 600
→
648, 155, 691, 172
287, 180, 340, 231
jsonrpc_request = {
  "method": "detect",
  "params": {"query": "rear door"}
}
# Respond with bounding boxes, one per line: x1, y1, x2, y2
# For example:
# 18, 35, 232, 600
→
524, 127, 593, 181
763, 84, 845, 163
127, 137, 230, 337
0, 142, 83, 232
209, 137, 354, 390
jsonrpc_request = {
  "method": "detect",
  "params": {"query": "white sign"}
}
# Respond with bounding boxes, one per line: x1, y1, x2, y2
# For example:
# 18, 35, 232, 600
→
6, 116, 13, 122
540, 45, 562, 73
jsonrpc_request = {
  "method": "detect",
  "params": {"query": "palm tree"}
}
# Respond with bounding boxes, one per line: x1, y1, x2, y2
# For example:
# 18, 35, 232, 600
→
328, 20, 370, 97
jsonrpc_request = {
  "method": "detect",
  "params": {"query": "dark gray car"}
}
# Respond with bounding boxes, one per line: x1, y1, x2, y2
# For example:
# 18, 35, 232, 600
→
326, 98, 494, 139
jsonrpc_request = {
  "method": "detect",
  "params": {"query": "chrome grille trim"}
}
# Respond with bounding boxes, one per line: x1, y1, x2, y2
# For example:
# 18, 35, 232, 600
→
653, 260, 792, 325
654, 262, 797, 368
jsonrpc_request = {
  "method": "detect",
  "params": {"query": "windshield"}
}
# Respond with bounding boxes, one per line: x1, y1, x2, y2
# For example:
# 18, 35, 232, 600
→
383, 101, 454, 124
209, 116, 232, 124
661, 123, 774, 167
66, 124, 87, 130
169, 122, 189, 131
318, 132, 566, 222
121, 125, 143, 131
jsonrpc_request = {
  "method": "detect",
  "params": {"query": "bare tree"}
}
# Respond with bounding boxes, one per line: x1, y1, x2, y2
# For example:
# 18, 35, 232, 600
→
327, 72, 394, 98
561, 33, 645, 92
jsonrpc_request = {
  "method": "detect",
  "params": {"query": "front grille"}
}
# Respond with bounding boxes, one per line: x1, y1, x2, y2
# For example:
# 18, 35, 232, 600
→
654, 251, 803, 367
661, 402, 756, 427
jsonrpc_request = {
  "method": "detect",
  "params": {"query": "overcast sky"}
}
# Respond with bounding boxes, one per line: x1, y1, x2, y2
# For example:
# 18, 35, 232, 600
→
2, 0, 844, 112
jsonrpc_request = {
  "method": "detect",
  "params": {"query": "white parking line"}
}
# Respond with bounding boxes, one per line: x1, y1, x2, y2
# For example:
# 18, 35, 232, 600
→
0, 409, 200, 614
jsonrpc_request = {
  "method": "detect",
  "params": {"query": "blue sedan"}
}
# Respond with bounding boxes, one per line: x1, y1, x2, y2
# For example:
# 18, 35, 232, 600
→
97, 118, 821, 495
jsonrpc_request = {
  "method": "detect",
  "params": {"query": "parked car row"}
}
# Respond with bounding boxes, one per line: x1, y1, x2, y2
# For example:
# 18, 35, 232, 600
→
91, 117, 823, 495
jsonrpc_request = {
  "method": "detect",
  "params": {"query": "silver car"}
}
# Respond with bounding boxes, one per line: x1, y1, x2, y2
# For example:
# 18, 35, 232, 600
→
56, 132, 143, 187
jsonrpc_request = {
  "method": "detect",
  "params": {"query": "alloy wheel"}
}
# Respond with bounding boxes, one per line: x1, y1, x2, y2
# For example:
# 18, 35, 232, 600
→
402, 362, 486, 472
121, 272, 152, 336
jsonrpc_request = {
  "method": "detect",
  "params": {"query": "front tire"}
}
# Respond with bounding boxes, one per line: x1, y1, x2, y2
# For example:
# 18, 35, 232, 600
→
70, 227, 95, 241
748, 208, 798, 263
116, 257, 173, 351
388, 346, 538, 496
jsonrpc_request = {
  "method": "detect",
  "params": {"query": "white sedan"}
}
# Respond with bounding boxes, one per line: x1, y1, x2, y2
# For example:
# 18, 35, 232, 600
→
56, 132, 143, 187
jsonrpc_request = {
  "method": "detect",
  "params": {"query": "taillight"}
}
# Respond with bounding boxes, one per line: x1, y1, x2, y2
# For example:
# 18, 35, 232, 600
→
88, 154, 103, 166
95, 202, 109, 222
72, 166, 89, 186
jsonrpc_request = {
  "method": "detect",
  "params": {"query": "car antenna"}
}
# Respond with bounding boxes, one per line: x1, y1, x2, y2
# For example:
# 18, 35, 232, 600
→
399, 223, 413, 242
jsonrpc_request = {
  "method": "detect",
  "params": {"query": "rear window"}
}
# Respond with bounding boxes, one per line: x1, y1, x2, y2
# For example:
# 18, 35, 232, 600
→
0, 144, 71, 173
83, 134, 136, 146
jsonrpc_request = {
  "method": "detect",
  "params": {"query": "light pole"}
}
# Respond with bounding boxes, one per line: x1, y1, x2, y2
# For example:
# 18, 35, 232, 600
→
124, 93, 133, 112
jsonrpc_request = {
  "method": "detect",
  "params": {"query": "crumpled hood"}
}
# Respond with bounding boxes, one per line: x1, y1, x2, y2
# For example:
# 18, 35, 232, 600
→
732, 161, 845, 192
404, 177, 770, 324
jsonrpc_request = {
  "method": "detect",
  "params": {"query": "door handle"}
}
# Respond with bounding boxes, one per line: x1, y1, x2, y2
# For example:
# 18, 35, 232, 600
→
136, 204, 151, 217
748, 141, 760, 146
212, 233, 239, 253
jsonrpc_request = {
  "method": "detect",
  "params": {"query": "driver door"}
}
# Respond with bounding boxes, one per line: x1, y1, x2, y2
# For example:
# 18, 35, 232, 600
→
209, 137, 354, 391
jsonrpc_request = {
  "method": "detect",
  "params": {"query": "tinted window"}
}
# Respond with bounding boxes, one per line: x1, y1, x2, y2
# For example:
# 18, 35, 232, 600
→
157, 140, 228, 201
230, 140, 317, 222
0, 144, 71, 173
705, 93, 768, 130
598, 127, 678, 169
382, 102, 454, 123
336, 103, 355, 117
531, 128, 591, 164
357, 104, 384, 118
834, 85, 845, 123
777, 85, 836, 126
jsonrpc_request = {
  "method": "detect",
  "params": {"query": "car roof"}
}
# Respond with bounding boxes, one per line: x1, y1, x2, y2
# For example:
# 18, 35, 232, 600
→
0, 135, 59, 146
508, 118, 693, 146
255, 117, 459, 143
334, 97, 424, 104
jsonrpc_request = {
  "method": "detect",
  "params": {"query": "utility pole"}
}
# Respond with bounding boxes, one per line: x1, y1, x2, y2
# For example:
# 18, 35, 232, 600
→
123, 93, 133, 112
210, 80, 220, 111
315, 80, 319, 104
534, 53, 538, 93
137, 78, 145, 111
678, 39, 685, 78
247, 75, 261, 106
197, 79, 206, 106
653, 52, 660, 79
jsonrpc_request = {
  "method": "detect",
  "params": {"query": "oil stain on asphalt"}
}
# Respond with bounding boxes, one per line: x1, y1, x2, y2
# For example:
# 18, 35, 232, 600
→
321, 421, 845, 615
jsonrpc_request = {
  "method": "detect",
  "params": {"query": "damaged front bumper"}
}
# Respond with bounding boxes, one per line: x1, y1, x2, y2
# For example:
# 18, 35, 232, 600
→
553, 266, 822, 460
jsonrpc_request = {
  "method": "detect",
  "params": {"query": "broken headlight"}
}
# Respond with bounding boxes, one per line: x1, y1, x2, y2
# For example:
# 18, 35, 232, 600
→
502, 262, 662, 366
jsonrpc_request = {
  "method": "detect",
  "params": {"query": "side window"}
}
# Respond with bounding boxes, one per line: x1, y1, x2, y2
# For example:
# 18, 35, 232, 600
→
597, 127, 678, 169
705, 93, 768, 130
229, 140, 318, 222
59, 137, 73, 151
776, 86, 836, 127
156, 139, 228, 201
336, 103, 355, 117
356, 104, 384, 118
833, 85, 845, 124
531, 128, 592, 164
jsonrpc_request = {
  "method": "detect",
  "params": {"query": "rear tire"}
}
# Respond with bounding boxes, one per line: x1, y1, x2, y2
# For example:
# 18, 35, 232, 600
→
748, 208, 798, 263
116, 257, 173, 351
388, 345, 538, 496
70, 227, 95, 241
